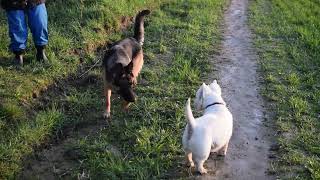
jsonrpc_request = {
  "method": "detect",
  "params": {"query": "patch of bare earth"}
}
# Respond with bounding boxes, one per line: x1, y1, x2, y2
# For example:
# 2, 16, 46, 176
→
178, 0, 276, 179
19, 75, 107, 179
19, 17, 136, 180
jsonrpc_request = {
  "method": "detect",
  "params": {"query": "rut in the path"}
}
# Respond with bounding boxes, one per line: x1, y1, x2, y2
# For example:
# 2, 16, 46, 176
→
192, 0, 275, 179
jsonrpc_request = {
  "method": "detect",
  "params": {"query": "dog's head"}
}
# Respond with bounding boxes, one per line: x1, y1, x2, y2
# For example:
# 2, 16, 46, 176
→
117, 74, 137, 102
194, 80, 224, 110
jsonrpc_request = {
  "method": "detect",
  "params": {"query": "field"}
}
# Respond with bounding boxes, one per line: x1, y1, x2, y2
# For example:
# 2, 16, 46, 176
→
249, 0, 320, 179
0, 0, 226, 178
1, 0, 319, 179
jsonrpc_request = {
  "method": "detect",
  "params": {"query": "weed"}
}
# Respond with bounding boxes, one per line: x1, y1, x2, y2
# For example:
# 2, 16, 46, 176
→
249, 0, 320, 179
69, 0, 226, 178
0, 1, 163, 178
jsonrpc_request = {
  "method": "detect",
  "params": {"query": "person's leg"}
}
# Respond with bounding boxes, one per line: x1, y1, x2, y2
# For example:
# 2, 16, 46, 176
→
27, 3, 48, 62
6, 10, 28, 65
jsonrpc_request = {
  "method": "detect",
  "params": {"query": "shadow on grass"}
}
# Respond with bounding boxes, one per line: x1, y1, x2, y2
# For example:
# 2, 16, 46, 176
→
0, 56, 12, 67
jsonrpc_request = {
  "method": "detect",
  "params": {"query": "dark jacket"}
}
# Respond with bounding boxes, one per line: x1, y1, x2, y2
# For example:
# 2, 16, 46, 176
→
1, 0, 45, 10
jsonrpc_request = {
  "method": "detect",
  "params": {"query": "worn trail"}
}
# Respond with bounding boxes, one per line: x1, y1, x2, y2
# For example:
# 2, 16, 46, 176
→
197, 0, 275, 179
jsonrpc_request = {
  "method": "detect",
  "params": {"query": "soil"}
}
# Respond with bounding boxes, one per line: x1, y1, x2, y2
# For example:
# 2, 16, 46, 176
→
18, 16, 135, 179
18, 0, 276, 179
191, 0, 276, 179
19, 74, 110, 180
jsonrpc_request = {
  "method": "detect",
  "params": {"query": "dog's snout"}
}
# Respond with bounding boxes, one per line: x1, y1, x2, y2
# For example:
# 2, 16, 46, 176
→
119, 87, 136, 102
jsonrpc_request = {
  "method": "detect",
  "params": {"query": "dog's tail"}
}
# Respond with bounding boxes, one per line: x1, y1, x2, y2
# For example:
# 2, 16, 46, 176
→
185, 98, 196, 130
133, 9, 150, 45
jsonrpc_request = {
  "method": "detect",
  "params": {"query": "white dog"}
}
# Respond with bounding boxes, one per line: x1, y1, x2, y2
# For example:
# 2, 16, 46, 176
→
182, 80, 233, 174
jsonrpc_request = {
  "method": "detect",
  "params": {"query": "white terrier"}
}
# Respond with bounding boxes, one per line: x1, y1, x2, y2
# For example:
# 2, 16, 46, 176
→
182, 80, 233, 174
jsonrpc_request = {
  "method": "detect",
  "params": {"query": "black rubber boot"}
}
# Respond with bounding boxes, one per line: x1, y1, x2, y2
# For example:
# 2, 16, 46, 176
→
13, 51, 24, 66
36, 45, 48, 62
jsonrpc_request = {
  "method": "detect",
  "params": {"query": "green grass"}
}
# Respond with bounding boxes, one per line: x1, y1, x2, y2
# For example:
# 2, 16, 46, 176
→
249, 0, 320, 179
0, 0, 227, 178
63, 0, 226, 179
0, 0, 163, 178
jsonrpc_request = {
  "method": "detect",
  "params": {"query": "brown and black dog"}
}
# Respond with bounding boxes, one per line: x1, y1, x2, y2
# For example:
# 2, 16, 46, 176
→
102, 10, 150, 119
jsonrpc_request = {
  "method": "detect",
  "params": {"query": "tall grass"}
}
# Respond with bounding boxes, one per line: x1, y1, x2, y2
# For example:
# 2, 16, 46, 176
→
66, 0, 226, 178
0, 1, 162, 178
249, 0, 320, 179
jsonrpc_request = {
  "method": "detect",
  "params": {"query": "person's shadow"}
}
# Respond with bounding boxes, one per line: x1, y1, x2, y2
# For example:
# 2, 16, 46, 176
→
0, 57, 12, 67
0, 55, 36, 68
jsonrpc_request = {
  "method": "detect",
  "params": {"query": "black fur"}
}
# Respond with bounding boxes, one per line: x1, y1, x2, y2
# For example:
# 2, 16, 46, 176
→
1, 0, 45, 10
102, 10, 150, 103
133, 10, 151, 45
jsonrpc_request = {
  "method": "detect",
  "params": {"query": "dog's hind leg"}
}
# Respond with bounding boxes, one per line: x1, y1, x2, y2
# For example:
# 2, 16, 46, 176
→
185, 152, 195, 167
218, 142, 229, 156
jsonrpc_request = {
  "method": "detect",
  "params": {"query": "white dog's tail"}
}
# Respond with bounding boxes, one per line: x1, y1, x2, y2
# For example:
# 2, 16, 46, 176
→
185, 98, 196, 130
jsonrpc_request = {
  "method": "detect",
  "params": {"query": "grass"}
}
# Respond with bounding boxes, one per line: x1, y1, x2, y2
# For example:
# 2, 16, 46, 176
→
0, 0, 227, 179
67, 0, 226, 178
249, 0, 320, 179
0, 0, 163, 178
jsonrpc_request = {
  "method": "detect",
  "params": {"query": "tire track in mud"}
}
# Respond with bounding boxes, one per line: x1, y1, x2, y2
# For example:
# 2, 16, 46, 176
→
194, 0, 275, 179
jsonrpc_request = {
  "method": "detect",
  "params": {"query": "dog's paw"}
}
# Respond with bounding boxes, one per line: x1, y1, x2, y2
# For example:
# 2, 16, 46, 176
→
189, 161, 195, 168
122, 102, 131, 111
185, 160, 195, 168
131, 78, 137, 86
217, 150, 226, 156
103, 112, 111, 119
198, 168, 208, 175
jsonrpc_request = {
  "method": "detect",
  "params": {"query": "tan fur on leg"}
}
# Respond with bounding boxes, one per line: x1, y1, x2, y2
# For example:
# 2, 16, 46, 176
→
218, 142, 229, 156
131, 50, 144, 79
185, 152, 195, 167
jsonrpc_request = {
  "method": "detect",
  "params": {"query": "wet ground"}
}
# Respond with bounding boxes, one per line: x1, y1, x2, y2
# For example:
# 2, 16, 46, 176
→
194, 0, 275, 179
19, 0, 276, 179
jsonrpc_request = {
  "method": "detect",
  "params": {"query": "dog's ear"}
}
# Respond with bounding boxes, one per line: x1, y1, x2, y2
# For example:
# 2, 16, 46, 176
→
125, 61, 133, 74
198, 83, 206, 99
195, 83, 210, 110
202, 83, 212, 97
209, 80, 221, 95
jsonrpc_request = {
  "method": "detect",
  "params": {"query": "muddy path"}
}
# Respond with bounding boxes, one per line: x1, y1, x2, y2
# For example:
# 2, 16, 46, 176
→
19, 74, 108, 179
194, 0, 275, 179
18, 0, 276, 179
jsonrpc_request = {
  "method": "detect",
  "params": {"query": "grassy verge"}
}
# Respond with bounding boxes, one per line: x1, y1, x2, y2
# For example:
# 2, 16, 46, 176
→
0, 1, 163, 178
65, 0, 226, 179
249, 0, 320, 179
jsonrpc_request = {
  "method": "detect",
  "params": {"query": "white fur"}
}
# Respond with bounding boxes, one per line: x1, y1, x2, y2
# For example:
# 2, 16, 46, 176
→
182, 80, 233, 174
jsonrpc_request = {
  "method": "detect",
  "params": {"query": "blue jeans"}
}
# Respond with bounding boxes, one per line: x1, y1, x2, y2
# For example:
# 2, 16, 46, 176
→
6, 3, 48, 52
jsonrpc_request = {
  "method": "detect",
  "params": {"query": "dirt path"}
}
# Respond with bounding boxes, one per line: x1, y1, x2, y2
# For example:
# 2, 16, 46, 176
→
19, 0, 275, 179
196, 0, 275, 179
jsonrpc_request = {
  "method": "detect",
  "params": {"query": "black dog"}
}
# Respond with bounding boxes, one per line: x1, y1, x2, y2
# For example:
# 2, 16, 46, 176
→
102, 9, 150, 119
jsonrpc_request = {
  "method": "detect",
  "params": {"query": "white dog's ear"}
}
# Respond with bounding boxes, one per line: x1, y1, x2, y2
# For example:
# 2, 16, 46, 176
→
198, 83, 205, 98
202, 83, 212, 97
195, 83, 206, 110
209, 80, 221, 95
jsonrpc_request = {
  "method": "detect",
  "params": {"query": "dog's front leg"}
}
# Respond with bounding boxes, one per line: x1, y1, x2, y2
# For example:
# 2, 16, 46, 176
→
103, 87, 112, 119
196, 160, 208, 174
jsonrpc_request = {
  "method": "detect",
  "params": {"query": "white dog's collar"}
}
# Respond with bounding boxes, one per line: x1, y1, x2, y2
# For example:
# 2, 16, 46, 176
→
205, 102, 225, 109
